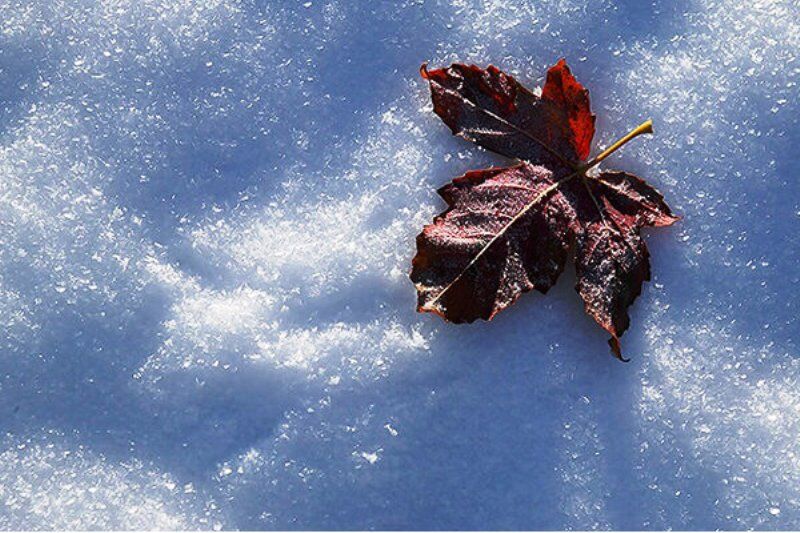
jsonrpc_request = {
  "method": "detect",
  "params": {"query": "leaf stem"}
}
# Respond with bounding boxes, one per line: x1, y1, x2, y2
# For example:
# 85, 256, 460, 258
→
584, 119, 653, 170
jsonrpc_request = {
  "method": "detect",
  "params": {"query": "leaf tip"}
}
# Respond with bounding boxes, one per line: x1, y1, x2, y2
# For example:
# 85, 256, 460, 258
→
417, 300, 449, 322
609, 337, 630, 362
420, 63, 430, 79
658, 212, 681, 227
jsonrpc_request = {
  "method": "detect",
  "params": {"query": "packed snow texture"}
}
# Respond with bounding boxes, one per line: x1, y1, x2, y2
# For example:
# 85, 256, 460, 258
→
0, 0, 798, 529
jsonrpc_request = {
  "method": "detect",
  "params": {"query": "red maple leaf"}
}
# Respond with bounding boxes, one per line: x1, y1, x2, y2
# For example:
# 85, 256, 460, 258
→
411, 59, 678, 360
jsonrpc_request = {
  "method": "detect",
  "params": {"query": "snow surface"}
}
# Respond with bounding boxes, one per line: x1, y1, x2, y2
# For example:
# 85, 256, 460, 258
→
0, 0, 798, 529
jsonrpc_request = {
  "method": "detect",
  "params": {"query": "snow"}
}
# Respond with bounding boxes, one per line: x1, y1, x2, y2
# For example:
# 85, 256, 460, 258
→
0, 0, 797, 529
0, 431, 222, 530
